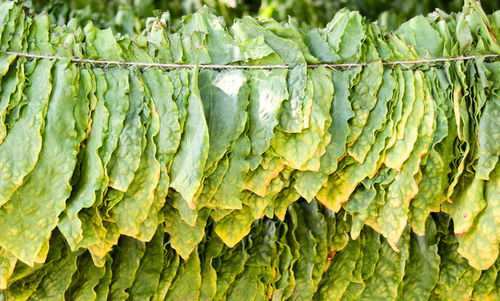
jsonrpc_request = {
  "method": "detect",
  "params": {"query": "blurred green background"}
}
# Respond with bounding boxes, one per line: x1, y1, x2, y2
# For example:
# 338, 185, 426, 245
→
17, 0, 500, 34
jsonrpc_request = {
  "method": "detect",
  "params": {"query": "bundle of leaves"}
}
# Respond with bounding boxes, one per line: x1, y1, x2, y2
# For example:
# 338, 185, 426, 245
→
4, 201, 500, 300
11, 0, 500, 34
0, 0, 499, 299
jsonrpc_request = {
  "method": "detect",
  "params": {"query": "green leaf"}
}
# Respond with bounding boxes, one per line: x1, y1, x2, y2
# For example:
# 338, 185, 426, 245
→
325, 10, 365, 62
232, 17, 309, 133
5, 233, 67, 300
397, 15, 444, 58
151, 247, 179, 301
0, 1, 15, 43
457, 164, 500, 270
195, 155, 229, 209
384, 70, 416, 152
384, 70, 425, 171
409, 68, 454, 235
471, 259, 498, 300
165, 249, 201, 301
316, 107, 393, 212
108, 236, 146, 301
199, 69, 249, 174
294, 67, 359, 200
271, 67, 333, 170
348, 69, 396, 163
180, 8, 242, 64
215, 203, 254, 247
0, 59, 52, 207
0, 4, 21, 51
94, 256, 113, 301
314, 234, 361, 300
164, 207, 210, 260
143, 68, 181, 165
169, 69, 209, 207
245, 155, 285, 197
245, 69, 288, 169
0, 248, 17, 290
398, 219, 440, 301
199, 233, 224, 301
135, 165, 169, 241
226, 220, 278, 301
127, 226, 164, 301
106, 69, 146, 193
300, 200, 329, 290
288, 203, 317, 300
271, 221, 295, 301
0, 53, 20, 144
341, 233, 366, 301
167, 70, 189, 132
358, 227, 410, 301
447, 176, 486, 236
274, 186, 300, 221
0, 61, 81, 266
211, 135, 251, 210
144, 13, 172, 62
360, 228, 381, 280
213, 243, 248, 300
109, 73, 161, 237
432, 227, 482, 300
84, 24, 123, 60
58, 68, 108, 250
27, 235, 78, 301
475, 64, 500, 180
65, 252, 106, 301
100, 67, 130, 180
371, 71, 435, 250
346, 61, 384, 145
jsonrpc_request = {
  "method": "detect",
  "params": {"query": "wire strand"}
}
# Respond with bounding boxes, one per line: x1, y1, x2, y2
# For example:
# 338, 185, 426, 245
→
3, 50, 499, 70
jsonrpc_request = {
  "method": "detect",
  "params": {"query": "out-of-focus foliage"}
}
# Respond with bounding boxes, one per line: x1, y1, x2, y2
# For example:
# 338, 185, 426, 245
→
15, 0, 500, 34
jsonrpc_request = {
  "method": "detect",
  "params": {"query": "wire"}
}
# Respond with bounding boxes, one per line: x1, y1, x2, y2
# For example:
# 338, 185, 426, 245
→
3, 50, 499, 70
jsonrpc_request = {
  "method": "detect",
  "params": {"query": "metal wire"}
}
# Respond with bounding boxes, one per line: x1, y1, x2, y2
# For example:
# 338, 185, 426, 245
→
3, 50, 499, 70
